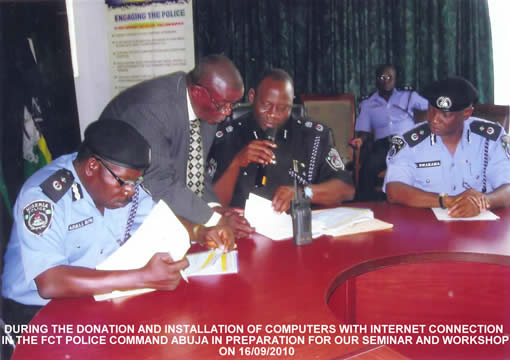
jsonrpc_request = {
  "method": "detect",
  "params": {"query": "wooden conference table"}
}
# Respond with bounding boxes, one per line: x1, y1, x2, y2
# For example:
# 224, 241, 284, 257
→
12, 202, 510, 359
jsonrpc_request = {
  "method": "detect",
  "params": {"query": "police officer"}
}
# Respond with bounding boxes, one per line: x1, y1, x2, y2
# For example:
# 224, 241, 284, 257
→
352, 64, 429, 201
2, 120, 234, 337
207, 68, 355, 213
384, 77, 510, 217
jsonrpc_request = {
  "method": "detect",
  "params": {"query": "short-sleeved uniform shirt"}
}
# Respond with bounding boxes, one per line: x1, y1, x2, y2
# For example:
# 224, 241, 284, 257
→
207, 113, 353, 208
2, 153, 155, 306
355, 89, 429, 140
383, 117, 510, 195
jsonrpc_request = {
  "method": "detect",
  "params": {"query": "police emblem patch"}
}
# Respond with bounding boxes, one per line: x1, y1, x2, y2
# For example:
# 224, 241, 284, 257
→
501, 135, 510, 159
388, 136, 406, 160
305, 121, 313, 128
326, 148, 344, 171
226, 125, 234, 133
215, 130, 224, 138
23, 200, 53, 235
315, 124, 324, 132
436, 96, 452, 110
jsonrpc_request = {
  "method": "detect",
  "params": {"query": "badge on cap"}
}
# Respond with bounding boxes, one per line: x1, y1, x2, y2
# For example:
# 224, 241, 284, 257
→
23, 200, 53, 236
326, 148, 344, 171
436, 96, 452, 111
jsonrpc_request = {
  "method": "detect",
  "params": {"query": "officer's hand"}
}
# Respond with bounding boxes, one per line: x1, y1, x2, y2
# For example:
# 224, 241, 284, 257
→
349, 138, 363, 150
234, 140, 276, 168
203, 225, 236, 251
141, 253, 189, 290
218, 208, 255, 239
448, 189, 489, 218
272, 185, 295, 213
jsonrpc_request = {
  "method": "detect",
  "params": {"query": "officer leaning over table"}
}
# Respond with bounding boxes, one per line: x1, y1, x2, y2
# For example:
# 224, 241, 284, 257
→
1, 120, 234, 349
384, 76, 510, 217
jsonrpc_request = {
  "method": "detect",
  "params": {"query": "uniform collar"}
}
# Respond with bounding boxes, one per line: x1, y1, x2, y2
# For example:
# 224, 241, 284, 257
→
248, 113, 292, 141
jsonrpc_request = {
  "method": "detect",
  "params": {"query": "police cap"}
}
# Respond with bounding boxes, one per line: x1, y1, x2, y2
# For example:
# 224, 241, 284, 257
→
423, 76, 478, 112
83, 119, 151, 171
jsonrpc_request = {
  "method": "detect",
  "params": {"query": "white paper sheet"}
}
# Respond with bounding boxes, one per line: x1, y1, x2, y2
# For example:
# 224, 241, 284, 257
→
184, 249, 238, 277
244, 193, 386, 240
244, 193, 294, 240
431, 207, 500, 221
94, 200, 191, 301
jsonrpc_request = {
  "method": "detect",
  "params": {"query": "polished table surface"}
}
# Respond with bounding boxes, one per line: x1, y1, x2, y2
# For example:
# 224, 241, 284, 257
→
12, 203, 510, 359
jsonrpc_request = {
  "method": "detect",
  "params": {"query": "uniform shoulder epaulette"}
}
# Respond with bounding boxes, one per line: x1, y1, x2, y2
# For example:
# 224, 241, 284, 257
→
470, 119, 502, 141
40, 168, 74, 202
294, 116, 329, 134
398, 85, 414, 92
215, 120, 242, 141
403, 123, 431, 147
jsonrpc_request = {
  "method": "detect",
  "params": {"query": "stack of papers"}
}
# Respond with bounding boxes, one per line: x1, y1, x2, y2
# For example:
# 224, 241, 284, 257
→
94, 200, 190, 301
244, 193, 393, 240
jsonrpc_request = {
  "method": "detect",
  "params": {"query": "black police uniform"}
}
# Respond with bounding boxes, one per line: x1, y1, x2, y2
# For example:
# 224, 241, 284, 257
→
207, 113, 352, 208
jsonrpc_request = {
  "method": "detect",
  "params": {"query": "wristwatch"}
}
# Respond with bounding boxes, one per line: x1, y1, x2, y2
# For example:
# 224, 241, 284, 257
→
438, 193, 447, 209
304, 186, 313, 199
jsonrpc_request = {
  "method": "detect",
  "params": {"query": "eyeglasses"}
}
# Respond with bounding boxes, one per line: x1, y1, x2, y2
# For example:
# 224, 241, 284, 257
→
194, 84, 233, 115
378, 74, 393, 81
93, 157, 143, 187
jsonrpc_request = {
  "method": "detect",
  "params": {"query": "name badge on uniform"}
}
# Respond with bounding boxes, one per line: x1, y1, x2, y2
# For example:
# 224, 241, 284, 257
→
68, 217, 94, 231
416, 161, 441, 168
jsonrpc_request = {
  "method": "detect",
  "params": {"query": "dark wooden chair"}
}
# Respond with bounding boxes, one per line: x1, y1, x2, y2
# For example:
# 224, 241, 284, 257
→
299, 94, 357, 185
473, 103, 509, 132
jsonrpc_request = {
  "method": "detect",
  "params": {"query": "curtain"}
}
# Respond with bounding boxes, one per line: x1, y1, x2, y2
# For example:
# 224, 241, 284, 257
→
193, 0, 493, 104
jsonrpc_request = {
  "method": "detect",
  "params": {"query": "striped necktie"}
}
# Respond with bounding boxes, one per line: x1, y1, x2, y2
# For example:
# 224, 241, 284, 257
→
186, 118, 205, 197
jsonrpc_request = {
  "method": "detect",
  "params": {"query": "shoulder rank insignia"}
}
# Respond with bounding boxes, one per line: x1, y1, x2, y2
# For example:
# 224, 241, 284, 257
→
388, 136, 406, 160
501, 135, 510, 159
40, 168, 74, 203
470, 120, 502, 141
403, 123, 431, 147
23, 200, 53, 235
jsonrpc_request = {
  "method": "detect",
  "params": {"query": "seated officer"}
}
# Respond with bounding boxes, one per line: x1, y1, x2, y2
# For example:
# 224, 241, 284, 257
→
207, 68, 355, 213
2, 120, 234, 331
384, 77, 510, 217
352, 64, 428, 201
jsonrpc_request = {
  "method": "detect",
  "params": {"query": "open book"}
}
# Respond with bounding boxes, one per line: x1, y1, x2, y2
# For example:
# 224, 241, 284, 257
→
94, 200, 190, 301
244, 193, 393, 240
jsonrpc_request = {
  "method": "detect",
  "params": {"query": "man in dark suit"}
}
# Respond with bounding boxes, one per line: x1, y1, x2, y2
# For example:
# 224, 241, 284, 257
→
100, 54, 254, 238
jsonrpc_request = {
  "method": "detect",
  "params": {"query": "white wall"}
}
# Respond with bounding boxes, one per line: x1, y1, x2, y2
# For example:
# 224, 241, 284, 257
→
69, 0, 111, 139
488, 0, 510, 105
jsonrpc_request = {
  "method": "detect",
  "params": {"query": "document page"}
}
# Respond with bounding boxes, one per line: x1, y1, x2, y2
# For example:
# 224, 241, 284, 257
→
244, 193, 294, 240
94, 200, 191, 301
431, 208, 500, 221
184, 249, 238, 277
244, 193, 392, 240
